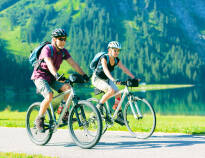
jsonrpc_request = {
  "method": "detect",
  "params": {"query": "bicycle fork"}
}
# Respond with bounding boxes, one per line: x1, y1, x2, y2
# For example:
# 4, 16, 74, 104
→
128, 96, 143, 119
72, 96, 87, 127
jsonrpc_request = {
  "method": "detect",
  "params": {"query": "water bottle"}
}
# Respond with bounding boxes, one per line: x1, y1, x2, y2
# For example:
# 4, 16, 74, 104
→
57, 100, 65, 114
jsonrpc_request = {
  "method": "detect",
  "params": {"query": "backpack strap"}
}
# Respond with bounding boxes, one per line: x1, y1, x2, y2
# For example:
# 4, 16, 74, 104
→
36, 44, 53, 74
106, 55, 119, 66
105, 54, 109, 64
114, 57, 119, 66
47, 44, 53, 57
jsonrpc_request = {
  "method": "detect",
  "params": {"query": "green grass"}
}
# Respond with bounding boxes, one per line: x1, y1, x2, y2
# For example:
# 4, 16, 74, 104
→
1, 109, 205, 134
0, 152, 58, 158
0, 109, 26, 127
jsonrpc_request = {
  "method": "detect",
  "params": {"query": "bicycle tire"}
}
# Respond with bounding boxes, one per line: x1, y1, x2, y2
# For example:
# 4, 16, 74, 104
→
26, 102, 53, 145
87, 98, 109, 135
124, 97, 156, 139
68, 100, 102, 149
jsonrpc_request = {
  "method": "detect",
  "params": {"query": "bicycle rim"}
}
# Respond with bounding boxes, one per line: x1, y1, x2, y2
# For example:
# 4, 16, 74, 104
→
26, 102, 53, 145
124, 98, 156, 139
87, 98, 110, 135
68, 100, 102, 149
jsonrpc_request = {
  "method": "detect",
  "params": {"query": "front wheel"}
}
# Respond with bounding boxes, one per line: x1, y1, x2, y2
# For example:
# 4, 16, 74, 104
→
68, 100, 102, 149
26, 102, 53, 145
87, 98, 109, 135
124, 97, 156, 139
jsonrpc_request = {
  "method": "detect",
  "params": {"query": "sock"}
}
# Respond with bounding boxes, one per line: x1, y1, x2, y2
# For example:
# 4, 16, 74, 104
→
112, 97, 121, 110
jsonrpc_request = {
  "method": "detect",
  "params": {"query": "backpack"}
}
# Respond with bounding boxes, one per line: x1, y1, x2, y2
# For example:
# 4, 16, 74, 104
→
29, 41, 54, 68
90, 52, 118, 71
90, 52, 107, 71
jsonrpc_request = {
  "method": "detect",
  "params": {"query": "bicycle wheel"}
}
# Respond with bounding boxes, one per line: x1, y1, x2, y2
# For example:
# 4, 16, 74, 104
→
68, 100, 102, 149
87, 98, 110, 135
26, 102, 53, 145
124, 97, 156, 139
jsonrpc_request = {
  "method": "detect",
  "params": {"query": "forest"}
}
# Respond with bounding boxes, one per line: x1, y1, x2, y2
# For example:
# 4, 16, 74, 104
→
0, 0, 205, 89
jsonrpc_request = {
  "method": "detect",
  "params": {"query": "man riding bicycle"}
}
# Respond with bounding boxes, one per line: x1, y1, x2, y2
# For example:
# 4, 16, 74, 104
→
91, 41, 136, 125
31, 28, 89, 132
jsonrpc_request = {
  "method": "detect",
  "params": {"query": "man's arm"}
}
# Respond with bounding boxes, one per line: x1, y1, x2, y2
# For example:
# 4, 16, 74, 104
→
44, 57, 58, 77
66, 57, 86, 75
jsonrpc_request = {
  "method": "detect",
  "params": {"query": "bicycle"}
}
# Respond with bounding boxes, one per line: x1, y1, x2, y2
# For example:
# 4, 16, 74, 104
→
87, 80, 156, 139
26, 74, 102, 149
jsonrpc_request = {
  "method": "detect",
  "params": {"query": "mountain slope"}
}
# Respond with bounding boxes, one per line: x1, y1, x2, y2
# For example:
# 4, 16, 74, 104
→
0, 0, 205, 85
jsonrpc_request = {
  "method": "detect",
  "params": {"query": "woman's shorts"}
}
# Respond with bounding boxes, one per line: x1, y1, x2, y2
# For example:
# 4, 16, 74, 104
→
91, 73, 119, 93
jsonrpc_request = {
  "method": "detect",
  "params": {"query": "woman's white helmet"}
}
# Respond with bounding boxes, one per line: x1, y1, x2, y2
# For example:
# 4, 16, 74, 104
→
108, 41, 121, 49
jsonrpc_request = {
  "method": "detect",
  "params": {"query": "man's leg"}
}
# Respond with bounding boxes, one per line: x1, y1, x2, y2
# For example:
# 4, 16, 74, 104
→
59, 83, 71, 107
34, 79, 53, 132
39, 92, 53, 116
52, 82, 71, 123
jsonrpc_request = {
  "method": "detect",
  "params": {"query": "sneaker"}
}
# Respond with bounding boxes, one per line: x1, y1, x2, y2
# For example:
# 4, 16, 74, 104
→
105, 115, 113, 125
96, 103, 105, 117
114, 111, 125, 126
62, 111, 69, 124
35, 116, 45, 133
62, 111, 78, 124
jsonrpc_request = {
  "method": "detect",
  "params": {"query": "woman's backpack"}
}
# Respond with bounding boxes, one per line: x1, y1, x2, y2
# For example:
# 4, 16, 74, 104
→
90, 52, 107, 71
90, 52, 118, 71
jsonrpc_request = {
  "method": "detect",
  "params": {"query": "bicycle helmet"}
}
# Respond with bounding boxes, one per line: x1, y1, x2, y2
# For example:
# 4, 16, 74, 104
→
51, 28, 67, 38
107, 41, 121, 49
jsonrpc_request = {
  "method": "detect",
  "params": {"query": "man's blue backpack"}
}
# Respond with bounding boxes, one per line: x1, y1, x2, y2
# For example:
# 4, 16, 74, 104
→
90, 52, 107, 71
29, 41, 53, 68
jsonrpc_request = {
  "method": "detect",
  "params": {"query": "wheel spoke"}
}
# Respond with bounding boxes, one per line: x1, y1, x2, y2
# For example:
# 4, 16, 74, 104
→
69, 100, 102, 149
26, 102, 53, 145
124, 98, 156, 139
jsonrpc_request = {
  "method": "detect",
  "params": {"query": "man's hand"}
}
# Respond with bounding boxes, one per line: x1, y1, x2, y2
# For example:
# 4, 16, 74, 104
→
55, 73, 65, 81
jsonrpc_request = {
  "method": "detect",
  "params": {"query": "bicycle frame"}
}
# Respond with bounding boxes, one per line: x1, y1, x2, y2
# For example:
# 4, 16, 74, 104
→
105, 86, 140, 120
49, 86, 75, 132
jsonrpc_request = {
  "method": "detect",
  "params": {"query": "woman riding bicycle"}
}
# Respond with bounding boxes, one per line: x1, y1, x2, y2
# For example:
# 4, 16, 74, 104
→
91, 41, 136, 125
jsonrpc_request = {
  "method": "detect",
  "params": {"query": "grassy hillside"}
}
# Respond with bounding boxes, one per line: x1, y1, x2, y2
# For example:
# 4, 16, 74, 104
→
0, 0, 205, 84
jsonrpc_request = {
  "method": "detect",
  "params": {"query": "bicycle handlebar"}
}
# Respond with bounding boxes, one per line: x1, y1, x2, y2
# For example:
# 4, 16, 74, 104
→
118, 79, 139, 87
58, 73, 90, 85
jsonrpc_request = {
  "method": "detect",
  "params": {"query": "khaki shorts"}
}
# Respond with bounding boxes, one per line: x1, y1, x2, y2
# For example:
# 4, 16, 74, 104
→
91, 73, 119, 93
34, 79, 65, 98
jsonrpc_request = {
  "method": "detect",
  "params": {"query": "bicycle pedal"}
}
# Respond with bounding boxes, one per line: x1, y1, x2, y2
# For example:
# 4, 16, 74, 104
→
105, 117, 113, 125
114, 119, 125, 126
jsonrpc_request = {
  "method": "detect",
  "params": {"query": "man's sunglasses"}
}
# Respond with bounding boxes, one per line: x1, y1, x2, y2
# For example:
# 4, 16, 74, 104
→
58, 37, 67, 41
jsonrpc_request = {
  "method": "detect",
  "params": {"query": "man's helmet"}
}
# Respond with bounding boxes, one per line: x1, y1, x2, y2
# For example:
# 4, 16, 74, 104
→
51, 28, 67, 38
108, 41, 121, 49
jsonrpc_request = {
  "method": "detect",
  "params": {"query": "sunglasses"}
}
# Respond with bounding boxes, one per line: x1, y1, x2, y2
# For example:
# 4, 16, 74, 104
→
112, 48, 120, 52
58, 37, 67, 41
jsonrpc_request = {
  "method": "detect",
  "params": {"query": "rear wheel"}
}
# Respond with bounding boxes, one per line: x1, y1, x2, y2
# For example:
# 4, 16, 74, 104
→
87, 98, 111, 135
124, 97, 156, 139
26, 102, 53, 145
68, 100, 102, 149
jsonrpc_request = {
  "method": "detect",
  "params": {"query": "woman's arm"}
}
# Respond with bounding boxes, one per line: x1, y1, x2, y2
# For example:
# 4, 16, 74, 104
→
118, 61, 135, 79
